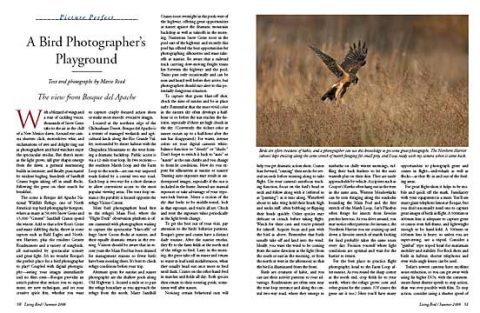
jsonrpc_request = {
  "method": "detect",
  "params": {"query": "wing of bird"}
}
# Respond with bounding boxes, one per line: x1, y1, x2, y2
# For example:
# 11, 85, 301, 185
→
341, 40, 368, 74
309, 44, 344, 78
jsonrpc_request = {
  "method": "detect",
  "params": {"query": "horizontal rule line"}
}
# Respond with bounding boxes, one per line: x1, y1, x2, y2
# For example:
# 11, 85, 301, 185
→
72, 70, 103, 73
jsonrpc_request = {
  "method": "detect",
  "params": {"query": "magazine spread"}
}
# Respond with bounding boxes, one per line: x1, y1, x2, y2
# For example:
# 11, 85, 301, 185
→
0, 1, 478, 313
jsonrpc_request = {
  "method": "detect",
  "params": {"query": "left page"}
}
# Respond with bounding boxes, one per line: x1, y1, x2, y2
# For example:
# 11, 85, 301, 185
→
1, 1, 479, 313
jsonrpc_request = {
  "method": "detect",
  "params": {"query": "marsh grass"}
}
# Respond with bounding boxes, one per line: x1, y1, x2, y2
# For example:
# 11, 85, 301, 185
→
257, 16, 468, 147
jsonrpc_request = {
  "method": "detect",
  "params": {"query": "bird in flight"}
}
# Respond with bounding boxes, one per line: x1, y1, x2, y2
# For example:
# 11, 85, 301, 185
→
309, 41, 368, 101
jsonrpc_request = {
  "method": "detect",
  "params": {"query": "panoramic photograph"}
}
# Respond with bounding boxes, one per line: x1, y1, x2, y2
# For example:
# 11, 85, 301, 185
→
256, 15, 468, 147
